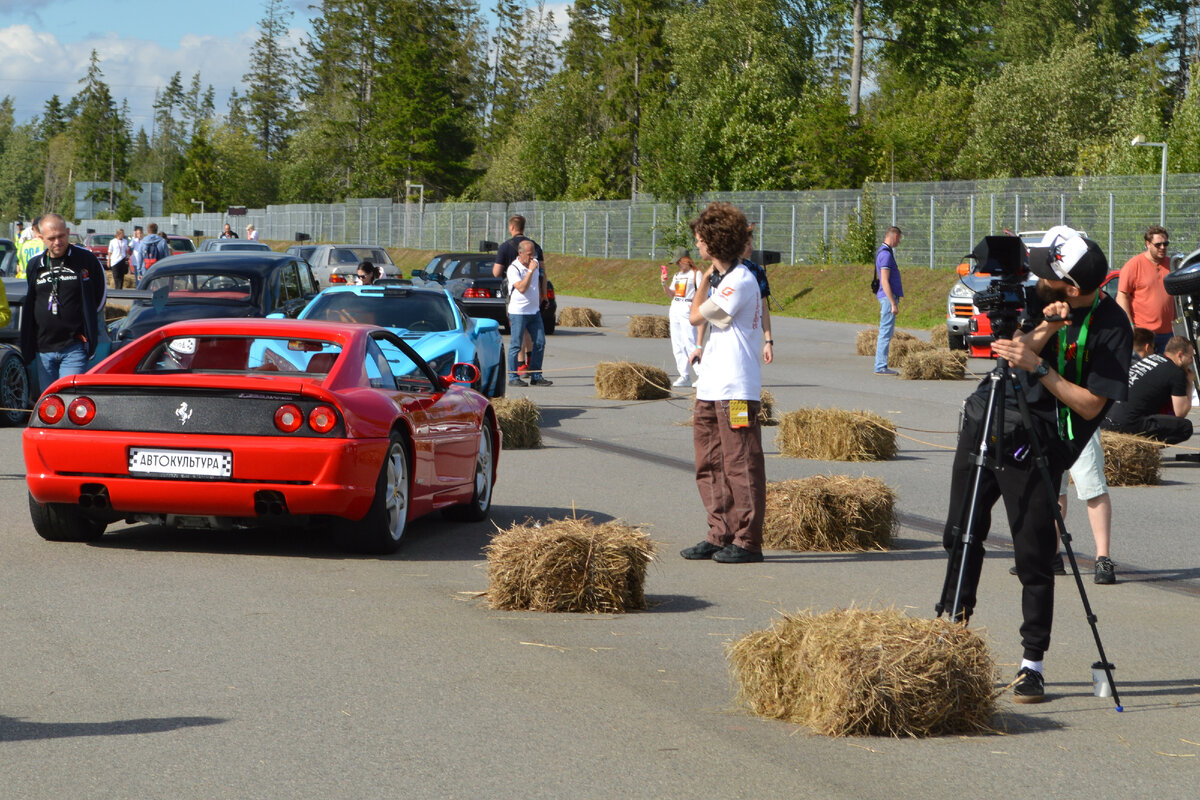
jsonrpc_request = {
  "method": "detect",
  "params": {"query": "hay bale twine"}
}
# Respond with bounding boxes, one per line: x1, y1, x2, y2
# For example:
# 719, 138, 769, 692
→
855, 328, 917, 356
490, 397, 541, 449
485, 517, 657, 613
1100, 430, 1163, 486
763, 476, 896, 551
776, 407, 898, 461
628, 315, 671, 338
727, 608, 997, 737
930, 325, 950, 349
899, 349, 967, 380
558, 306, 603, 328
595, 361, 671, 400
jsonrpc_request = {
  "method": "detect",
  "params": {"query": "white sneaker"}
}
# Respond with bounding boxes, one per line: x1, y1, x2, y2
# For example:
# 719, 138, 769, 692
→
672, 376, 691, 387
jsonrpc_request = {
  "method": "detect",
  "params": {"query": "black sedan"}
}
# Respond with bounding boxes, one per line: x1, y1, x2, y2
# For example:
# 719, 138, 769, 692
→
109, 252, 320, 347
413, 252, 557, 334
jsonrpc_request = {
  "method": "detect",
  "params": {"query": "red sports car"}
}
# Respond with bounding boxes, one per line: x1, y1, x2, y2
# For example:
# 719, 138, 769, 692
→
24, 318, 500, 554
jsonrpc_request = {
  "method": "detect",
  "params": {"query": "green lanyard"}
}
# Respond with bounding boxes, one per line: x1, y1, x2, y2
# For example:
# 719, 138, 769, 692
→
1055, 293, 1101, 440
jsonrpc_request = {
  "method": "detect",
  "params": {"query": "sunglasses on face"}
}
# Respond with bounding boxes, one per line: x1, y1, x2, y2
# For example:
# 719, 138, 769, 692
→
1151, 241, 1169, 248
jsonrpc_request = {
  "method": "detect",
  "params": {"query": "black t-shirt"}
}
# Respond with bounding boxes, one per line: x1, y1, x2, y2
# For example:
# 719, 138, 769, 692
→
33, 254, 89, 351
1105, 354, 1188, 425
970, 293, 1131, 464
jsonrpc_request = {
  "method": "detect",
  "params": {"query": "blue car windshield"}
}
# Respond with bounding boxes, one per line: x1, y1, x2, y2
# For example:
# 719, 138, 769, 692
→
305, 292, 456, 332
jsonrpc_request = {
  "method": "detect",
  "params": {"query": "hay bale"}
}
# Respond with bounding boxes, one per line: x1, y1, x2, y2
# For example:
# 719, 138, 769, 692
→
855, 328, 917, 356
758, 389, 776, 426
930, 325, 950, 349
887, 336, 934, 368
763, 476, 896, 551
485, 517, 657, 613
776, 407, 898, 461
1100, 430, 1163, 486
899, 349, 967, 380
595, 361, 671, 400
727, 608, 997, 737
628, 315, 671, 338
490, 397, 541, 449
558, 306, 603, 327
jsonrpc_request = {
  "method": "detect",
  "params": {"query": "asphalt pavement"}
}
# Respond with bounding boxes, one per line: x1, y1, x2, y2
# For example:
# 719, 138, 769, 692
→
1, 295, 1197, 799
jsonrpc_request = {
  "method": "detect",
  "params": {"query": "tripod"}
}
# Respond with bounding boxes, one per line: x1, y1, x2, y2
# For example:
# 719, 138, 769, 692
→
936, 357, 1124, 711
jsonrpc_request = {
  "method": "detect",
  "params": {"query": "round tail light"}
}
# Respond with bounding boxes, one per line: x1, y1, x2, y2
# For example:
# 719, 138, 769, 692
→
67, 397, 97, 425
274, 404, 303, 433
308, 405, 337, 434
38, 395, 66, 424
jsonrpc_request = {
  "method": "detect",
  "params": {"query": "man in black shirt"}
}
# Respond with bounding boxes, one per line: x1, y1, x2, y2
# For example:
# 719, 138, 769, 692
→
492, 215, 546, 374
1103, 335, 1194, 444
940, 228, 1131, 704
20, 213, 106, 391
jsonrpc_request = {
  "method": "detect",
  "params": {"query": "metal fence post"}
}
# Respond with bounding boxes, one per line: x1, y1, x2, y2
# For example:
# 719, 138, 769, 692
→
989, 194, 994, 235
651, 206, 658, 259
583, 212, 588, 257
1014, 194, 1020, 233
627, 205, 633, 259
929, 195, 935, 269
561, 211, 566, 255
1060, 193, 1066, 226
823, 204, 828, 256
604, 211, 610, 258
969, 195, 975, 249
1108, 193, 1115, 259
891, 194, 897, 226
790, 204, 796, 265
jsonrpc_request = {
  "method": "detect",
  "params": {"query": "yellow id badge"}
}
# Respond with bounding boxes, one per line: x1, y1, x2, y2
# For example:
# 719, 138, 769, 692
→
728, 399, 750, 428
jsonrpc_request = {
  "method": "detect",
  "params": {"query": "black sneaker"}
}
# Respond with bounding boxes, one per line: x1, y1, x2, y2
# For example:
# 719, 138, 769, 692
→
713, 544, 765, 564
1094, 556, 1116, 585
680, 541, 723, 560
1009, 554, 1066, 576
1013, 667, 1045, 704
508, 378, 529, 387
530, 378, 554, 386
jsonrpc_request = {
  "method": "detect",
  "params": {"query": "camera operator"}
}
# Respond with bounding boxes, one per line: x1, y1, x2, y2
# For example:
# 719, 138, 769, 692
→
941, 227, 1131, 704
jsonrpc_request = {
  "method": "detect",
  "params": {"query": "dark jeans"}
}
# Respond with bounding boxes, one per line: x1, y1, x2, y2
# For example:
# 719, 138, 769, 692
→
111, 258, 128, 290
942, 428, 1063, 661
507, 312, 545, 381
693, 400, 765, 552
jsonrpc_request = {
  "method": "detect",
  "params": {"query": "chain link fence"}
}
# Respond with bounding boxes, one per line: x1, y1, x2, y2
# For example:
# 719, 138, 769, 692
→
76, 174, 1200, 269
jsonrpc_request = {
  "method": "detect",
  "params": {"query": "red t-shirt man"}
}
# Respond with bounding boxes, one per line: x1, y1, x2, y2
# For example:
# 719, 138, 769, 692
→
1117, 227, 1175, 349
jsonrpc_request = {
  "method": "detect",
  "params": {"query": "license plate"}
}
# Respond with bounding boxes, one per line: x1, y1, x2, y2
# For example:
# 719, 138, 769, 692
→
128, 448, 232, 478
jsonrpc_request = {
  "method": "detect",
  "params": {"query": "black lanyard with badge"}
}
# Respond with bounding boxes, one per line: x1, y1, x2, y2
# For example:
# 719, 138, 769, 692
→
45, 255, 69, 316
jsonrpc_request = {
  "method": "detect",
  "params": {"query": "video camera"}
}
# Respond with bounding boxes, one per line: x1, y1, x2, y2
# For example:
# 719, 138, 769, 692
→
968, 236, 1041, 341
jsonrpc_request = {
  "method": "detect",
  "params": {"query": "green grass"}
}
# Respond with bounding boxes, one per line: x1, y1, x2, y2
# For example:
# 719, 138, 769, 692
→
289, 243, 958, 332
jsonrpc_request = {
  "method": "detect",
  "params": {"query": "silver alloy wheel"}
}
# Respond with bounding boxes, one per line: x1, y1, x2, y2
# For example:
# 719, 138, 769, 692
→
473, 426, 493, 513
384, 444, 409, 541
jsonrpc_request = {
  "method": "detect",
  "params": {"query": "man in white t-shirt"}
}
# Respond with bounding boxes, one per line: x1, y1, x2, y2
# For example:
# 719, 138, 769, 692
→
505, 240, 552, 387
107, 228, 132, 289
680, 202, 765, 564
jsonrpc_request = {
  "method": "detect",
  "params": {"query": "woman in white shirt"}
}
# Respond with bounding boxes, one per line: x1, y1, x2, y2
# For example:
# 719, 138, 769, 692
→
660, 246, 701, 387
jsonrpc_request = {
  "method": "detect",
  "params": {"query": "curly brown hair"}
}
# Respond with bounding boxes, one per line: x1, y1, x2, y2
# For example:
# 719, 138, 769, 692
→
689, 202, 750, 264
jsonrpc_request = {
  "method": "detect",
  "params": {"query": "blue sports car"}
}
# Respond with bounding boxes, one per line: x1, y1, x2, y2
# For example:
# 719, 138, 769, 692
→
297, 284, 507, 397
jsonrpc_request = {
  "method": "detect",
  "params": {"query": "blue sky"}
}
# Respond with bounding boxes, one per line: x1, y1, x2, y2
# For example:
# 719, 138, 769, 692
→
1, 0, 571, 132
0, 0, 319, 129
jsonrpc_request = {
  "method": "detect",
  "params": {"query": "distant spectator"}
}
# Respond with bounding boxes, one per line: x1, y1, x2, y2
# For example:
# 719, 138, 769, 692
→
246, 224, 258, 241
1117, 226, 1174, 353
873, 226, 903, 375
129, 226, 145, 281
356, 261, 380, 285
220, 223, 238, 239
107, 228, 132, 289
1131, 326, 1155, 360
1103, 335, 1195, 444
141, 223, 171, 272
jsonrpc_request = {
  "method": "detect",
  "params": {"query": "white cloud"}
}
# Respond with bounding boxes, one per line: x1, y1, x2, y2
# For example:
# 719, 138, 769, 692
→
0, 24, 259, 129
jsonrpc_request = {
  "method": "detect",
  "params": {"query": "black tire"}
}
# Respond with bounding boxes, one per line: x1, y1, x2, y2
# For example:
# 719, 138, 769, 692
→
443, 417, 495, 522
1165, 262, 1200, 296
28, 492, 106, 542
345, 433, 410, 554
948, 333, 966, 351
0, 351, 31, 426
471, 358, 485, 395
542, 311, 556, 335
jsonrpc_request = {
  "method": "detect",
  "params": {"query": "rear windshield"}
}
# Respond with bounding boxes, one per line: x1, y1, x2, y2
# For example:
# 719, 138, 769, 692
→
333, 247, 392, 266
170, 238, 196, 252
304, 291, 456, 332
139, 335, 342, 375
91, 235, 115, 246
143, 272, 257, 304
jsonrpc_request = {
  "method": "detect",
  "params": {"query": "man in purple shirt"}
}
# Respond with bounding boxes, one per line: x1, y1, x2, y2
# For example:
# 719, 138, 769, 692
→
874, 226, 903, 374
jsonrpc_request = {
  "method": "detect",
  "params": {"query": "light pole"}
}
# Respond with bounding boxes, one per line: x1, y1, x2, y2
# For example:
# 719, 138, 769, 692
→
1131, 135, 1167, 227
190, 198, 205, 215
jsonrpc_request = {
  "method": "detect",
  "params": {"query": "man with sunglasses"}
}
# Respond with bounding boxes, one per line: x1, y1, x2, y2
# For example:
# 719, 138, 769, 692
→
1117, 226, 1175, 353
940, 227, 1131, 704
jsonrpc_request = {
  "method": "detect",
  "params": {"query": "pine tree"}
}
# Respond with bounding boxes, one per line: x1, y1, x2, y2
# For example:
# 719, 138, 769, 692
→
243, 0, 299, 159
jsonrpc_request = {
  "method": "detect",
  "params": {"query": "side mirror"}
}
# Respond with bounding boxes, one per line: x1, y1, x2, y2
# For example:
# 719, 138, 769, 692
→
449, 362, 480, 386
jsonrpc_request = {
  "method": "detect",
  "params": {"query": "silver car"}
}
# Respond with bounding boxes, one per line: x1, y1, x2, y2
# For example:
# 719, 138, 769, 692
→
305, 244, 401, 286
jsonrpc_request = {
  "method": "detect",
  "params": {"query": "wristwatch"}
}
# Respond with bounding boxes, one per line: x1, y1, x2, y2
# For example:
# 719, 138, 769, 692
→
1030, 360, 1051, 382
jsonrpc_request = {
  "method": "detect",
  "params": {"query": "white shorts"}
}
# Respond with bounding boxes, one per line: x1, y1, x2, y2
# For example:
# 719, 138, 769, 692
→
1060, 430, 1108, 501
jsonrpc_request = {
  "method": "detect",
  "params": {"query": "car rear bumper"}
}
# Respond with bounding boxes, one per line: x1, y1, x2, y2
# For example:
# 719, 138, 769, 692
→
24, 429, 385, 519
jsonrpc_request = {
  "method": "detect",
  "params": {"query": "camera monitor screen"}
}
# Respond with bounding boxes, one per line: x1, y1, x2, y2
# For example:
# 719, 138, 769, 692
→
971, 236, 1027, 277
